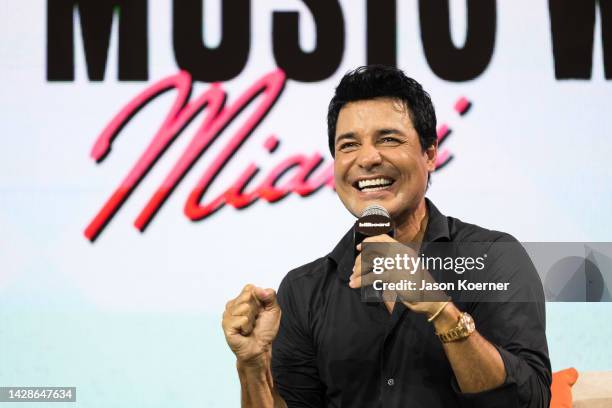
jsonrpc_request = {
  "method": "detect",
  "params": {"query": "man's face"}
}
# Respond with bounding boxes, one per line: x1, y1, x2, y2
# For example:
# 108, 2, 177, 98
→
333, 97, 437, 221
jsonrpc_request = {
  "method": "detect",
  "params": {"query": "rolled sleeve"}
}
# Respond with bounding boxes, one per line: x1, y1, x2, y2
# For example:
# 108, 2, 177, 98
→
451, 375, 518, 408
451, 343, 551, 408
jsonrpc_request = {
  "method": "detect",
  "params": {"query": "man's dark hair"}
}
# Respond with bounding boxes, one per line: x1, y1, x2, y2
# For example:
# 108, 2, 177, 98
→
327, 65, 437, 156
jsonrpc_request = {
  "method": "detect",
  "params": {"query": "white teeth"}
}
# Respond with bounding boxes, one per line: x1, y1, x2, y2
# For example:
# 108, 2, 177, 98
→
358, 178, 393, 190
361, 186, 388, 192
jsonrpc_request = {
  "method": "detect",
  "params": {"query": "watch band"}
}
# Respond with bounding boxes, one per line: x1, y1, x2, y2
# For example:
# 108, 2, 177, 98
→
436, 312, 475, 343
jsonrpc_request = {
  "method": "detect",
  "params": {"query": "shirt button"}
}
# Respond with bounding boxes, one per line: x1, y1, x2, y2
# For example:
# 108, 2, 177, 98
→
387, 378, 395, 386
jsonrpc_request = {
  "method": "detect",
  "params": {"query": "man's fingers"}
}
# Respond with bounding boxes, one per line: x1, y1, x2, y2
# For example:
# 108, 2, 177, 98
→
349, 253, 366, 288
351, 270, 387, 288
233, 290, 264, 320
231, 302, 258, 322
236, 287, 254, 304
350, 253, 362, 281
225, 284, 258, 311
360, 271, 379, 287
222, 311, 255, 336
349, 274, 361, 288
223, 314, 250, 335
356, 234, 396, 252
233, 286, 262, 310
222, 284, 266, 337
239, 315, 255, 335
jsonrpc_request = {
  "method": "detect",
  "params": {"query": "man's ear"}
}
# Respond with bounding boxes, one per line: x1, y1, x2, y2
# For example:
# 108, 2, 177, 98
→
425, 141, 438, 171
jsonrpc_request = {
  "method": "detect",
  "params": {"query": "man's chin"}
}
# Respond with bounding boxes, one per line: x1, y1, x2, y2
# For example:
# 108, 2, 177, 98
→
353, 189, 396, 205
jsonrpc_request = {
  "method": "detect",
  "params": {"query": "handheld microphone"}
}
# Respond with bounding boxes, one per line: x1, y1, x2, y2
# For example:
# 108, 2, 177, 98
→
354, 204, 395, 302
354, 204, 395, 245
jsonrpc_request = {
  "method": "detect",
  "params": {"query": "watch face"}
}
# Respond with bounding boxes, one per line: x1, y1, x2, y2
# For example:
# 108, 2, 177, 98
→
437, 313, 475, 343
462, 313, 475, 333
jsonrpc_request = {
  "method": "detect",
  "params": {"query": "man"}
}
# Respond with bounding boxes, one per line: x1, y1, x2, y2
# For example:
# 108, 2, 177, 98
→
222, 66, 551, 407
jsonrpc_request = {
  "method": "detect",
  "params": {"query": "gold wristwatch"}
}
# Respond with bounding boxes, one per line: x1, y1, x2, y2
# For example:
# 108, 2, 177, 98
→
436, 312, 475, 343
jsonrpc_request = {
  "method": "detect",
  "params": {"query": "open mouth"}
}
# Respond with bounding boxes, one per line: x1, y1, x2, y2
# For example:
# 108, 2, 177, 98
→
353, 177, 395, 192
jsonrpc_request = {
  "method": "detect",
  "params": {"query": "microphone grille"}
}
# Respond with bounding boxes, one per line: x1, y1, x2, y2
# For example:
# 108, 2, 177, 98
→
360, 204, 390, 218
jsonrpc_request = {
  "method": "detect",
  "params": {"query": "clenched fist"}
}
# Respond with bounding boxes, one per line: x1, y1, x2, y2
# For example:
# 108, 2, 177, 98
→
222, 284, 282, 367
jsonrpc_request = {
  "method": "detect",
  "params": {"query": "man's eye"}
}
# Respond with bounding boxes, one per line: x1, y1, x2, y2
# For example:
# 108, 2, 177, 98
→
380, 137, 400, 144
339, 142, 357, 150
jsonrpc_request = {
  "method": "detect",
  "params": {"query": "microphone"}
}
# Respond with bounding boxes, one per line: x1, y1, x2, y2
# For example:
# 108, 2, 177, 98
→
354, 204, 395, 245
354, 204, 395, 302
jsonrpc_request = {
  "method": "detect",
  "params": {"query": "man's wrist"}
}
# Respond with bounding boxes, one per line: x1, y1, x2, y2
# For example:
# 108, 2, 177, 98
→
237, 354, 277, 408
430, 302, 462, 333
427, 300, 450, 322
237, 354, 270, 373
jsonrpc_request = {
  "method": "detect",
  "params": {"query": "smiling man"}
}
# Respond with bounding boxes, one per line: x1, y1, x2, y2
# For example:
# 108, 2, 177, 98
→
222, 66, 551, 408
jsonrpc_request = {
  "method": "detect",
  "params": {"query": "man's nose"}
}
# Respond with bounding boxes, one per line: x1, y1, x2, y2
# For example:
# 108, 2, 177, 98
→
356, 143, 383, 170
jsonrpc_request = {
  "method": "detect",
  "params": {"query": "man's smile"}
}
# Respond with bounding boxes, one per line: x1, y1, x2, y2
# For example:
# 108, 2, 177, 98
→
352, 176, 396, 192
350, 176, 398, 200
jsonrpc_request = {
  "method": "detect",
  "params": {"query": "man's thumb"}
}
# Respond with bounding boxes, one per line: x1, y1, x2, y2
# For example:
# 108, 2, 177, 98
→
255, 288, 279, 309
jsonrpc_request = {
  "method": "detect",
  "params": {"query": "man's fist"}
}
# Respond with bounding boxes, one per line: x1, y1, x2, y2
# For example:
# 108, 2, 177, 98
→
222, 284, 281, 367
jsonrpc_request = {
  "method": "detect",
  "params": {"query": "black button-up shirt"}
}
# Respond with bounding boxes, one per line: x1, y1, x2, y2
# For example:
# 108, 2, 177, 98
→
272, 199, 551, 408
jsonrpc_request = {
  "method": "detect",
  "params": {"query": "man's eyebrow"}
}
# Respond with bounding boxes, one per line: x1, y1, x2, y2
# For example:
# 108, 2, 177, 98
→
335, 132, 356, 144
376, 128, 404, 136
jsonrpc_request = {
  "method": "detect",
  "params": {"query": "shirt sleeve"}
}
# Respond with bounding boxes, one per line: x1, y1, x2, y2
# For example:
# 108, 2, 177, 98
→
271, 274, 325, 408
453, 234, 552, 408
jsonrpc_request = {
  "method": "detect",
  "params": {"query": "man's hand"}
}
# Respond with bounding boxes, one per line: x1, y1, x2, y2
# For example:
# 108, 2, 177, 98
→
349, 234, 448, 318
222, 284, 281, 367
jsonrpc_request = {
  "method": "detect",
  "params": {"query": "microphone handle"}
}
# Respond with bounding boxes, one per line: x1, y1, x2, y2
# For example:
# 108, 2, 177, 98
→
354, 227, 395, 303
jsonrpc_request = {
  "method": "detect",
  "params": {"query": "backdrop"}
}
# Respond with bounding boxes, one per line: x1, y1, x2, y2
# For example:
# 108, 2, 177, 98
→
1, 1, 611, 406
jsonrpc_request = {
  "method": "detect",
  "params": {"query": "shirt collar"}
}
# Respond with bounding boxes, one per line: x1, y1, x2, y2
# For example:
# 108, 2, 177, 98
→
423, 198, 451, 242
329, 229, 356, 282
328, 198, 450, 282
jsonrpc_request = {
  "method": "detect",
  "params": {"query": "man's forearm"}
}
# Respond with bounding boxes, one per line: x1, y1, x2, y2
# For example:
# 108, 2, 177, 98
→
433, 303, 506, 393
237, 360, 287, 408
